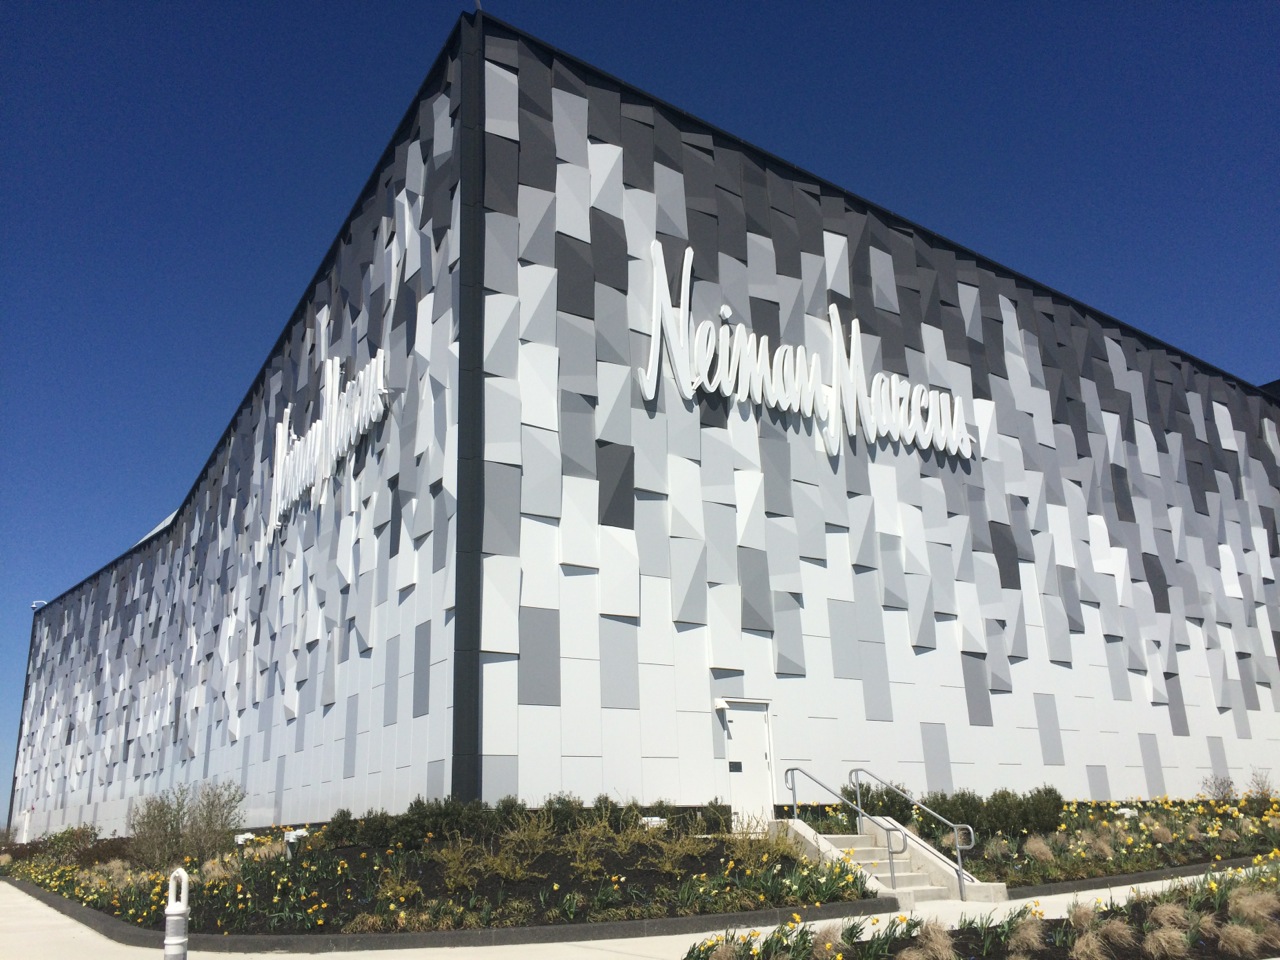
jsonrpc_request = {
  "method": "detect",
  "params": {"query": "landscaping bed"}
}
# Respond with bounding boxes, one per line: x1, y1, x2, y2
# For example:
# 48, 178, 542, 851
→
683, 858, 1280, 959
0, 793, 870, 935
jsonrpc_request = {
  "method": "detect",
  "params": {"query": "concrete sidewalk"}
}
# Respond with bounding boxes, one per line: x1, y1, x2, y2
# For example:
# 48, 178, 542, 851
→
2, 877, 1275, 960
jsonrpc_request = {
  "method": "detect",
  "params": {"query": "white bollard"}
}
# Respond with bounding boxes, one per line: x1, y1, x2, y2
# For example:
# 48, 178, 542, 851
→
283, 828, 309, 861
164, 867, 190, 960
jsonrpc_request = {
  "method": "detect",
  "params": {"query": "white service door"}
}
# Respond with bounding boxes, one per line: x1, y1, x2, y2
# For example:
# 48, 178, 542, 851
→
724, 701, 774, 828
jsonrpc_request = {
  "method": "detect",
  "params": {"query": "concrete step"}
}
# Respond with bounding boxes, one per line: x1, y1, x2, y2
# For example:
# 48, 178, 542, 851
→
839, 846, 890, 862
866, 869, 937, 889
822, 833, 881, 852
903, 885, 950, 904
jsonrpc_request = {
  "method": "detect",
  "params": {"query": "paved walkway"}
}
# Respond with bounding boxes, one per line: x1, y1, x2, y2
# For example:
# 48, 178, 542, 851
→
2, 877, 1276, 959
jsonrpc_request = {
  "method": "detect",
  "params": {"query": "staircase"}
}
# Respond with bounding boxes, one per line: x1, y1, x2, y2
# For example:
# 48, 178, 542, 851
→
822, 832, 949, 905
780, 766, 1008, 907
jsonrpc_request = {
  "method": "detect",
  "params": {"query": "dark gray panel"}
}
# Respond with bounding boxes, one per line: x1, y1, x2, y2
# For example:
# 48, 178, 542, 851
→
597, 442, 635, 529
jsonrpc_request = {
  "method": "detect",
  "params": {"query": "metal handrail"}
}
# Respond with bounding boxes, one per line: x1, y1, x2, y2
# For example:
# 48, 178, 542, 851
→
783, 767, 909, 891
848, 768, 976, 898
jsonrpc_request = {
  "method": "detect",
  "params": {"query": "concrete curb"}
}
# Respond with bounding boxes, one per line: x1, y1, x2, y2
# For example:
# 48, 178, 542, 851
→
0, 877, 898, 953
1001, 856, 1261, 901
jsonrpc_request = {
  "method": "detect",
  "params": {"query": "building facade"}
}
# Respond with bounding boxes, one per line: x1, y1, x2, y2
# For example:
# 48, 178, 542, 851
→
11, 14, 1280, 837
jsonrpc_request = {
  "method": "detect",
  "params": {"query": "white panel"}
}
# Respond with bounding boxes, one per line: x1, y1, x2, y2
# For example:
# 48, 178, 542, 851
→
559, 567, 600, 659
639, 664, 678, 757
598, 527, 640, 617
518, 342, 560, 430
484, 377, 522, 465
559, 476, 600, 568
675, 711, 715, 803
600, 709, 644, 801
641, 757, 682, 804
480, 653, 518, 755
517, 705, 562, 803
638, 576, 675, 665
560, 657, 603, 757
520, 516, 561, 609
707, 584, 743, 670
481, 555, 521, 654
588, 141, 624, 216
555, 162, 591, 242
561, 755, 604, 800
518, 263, 557, 341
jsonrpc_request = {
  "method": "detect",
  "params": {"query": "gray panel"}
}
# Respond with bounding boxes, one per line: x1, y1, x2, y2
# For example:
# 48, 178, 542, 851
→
427, 760, 445, 799
1166, 673, 1190, 737
773, 592, 805, 676
273, 756, 286, 827
383, 634, 400, 727
1207, 736, 1229, 779
860, 639, 893, 722
481, 755, 519, 803
1086, 764, 1111, 801
961, 653, 993, 727
600, 615, 640, 709
1033, 692, 1065, 765
518, 607, 561, 706
829, 600, 859, 680
483, 461, 522, 555
920, 722, 953, 794
413, 621, 431, 718
343, 695, 359, 780
521, 426, 562, 519
1138, 732, 1166, 797
738, 547, 774, 630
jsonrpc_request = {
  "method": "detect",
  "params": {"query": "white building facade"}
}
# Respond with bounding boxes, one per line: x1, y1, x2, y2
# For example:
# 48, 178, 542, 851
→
11, 14, 1280, 836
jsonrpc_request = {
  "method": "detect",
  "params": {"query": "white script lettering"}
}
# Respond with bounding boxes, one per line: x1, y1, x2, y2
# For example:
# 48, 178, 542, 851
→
638, 242, 973, 459
269, 352, 390, 533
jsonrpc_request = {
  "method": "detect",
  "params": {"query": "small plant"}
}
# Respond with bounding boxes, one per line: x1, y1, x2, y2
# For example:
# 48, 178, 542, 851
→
1246, 767, 1276, 800
1201, 774, 1237, 802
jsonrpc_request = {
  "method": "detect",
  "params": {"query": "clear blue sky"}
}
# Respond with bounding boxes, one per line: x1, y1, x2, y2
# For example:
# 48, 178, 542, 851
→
2, 2, 1277, 826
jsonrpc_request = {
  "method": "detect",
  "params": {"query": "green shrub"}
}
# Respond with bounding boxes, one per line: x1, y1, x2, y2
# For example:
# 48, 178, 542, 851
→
356, 809, 396, 850
492, 795, 529, 830
919, 788, 984, 846
1021, 784, 1065, 835
976, 788, 1024, 840
326, 808, 357, 846
42, 824, 100, 864
699, 799, 732, 834
541, 793, 586, 833
842, 780, 916, 827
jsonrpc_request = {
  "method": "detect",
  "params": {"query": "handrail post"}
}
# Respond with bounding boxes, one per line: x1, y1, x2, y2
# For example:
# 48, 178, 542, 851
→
853, 770, 864, 835
164, 867, 190, 959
